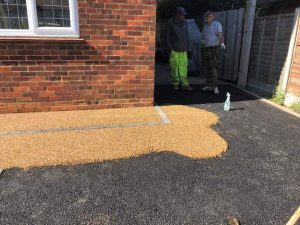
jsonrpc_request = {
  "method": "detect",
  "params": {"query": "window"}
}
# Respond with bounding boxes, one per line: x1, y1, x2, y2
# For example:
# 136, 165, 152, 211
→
0, 0, 79, 37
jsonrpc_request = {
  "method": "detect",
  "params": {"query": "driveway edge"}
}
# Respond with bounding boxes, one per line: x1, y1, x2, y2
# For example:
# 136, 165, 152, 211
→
228, 84, 300, 119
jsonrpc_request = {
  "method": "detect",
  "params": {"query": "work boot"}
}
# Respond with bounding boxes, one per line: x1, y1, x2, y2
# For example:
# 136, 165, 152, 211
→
202, 85, 213, 91
213, 86, 219, 94
172, 84, 179, 90
182, 85, 193, 91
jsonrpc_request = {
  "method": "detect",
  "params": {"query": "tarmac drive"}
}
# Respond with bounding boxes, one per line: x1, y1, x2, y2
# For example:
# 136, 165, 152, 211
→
0, 84, 299, 225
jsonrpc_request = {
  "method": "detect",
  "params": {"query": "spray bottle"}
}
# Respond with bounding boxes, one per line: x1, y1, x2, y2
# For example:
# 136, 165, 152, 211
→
224, 92, 231, 111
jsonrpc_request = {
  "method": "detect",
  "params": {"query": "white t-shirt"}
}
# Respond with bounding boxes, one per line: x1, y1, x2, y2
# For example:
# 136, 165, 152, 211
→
202, 21, 222, 47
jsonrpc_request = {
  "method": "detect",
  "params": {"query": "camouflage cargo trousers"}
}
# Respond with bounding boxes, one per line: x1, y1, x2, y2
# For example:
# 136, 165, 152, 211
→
201, 46, 220, 87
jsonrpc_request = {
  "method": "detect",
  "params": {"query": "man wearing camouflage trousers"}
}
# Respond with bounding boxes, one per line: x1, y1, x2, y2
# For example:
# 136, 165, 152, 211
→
201, 10, 225, 94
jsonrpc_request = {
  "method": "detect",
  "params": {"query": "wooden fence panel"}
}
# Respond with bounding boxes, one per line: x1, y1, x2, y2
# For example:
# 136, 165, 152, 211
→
247, 13, 295, 93
215, 8, 245, 81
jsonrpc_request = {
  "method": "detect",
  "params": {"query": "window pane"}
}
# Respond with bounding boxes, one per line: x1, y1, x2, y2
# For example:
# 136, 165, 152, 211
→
19, 16, 28, 28
18, 4, 26, 17
10, 17, 19, 28
62, 6, 69, 18
0, 18, 10, 29
8, 5, 18, 17
4, 0, 17, 4
63, 18, 69, 27
0, 0, 28, 29
36, 0, 71, 28
61, 0, 68, 6
44, 8, 53, 18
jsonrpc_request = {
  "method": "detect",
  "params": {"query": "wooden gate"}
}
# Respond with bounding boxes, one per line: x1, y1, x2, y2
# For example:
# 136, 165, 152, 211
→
215, 8, 245, 81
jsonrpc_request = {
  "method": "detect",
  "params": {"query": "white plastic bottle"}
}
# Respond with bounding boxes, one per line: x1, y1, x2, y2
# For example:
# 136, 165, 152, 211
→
224, 92, 231, 111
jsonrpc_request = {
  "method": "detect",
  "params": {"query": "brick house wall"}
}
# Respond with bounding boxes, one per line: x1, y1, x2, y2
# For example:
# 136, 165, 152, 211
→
287, 15, 300, 98
0, 0, 157, 113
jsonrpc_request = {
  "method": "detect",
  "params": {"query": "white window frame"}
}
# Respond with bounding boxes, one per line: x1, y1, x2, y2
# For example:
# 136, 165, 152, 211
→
0, 0, 79, 37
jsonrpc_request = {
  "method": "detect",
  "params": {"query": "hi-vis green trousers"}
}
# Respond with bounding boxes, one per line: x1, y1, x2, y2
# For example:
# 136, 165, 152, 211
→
169, 51, 189, 87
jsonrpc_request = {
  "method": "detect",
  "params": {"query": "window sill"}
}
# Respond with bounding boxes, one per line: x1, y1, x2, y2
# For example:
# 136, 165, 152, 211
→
0, 37, 84, 42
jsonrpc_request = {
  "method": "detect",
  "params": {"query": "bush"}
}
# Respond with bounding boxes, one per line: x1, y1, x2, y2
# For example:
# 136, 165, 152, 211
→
290, 101, 300, 113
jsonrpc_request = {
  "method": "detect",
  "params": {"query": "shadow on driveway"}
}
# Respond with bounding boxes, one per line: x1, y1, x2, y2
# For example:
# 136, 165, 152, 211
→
155, 84, 258, 106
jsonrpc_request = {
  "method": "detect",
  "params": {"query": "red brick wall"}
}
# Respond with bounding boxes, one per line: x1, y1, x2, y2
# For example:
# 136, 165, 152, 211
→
0, 0, 157, 113
287, 17, 300, 97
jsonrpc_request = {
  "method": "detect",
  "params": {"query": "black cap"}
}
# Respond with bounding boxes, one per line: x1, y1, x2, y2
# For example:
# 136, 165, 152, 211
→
176, 7, 187, 16
204, 10, 214, 17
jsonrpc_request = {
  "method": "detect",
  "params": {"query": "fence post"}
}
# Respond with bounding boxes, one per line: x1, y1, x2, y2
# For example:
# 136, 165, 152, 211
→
280, 8, 300, 92
268, 16, 280, 82
255, 18, 266, 80
237, 0, 256, 87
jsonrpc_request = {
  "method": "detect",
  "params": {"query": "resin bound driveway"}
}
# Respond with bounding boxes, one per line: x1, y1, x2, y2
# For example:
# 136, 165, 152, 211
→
0, 84, 299, 225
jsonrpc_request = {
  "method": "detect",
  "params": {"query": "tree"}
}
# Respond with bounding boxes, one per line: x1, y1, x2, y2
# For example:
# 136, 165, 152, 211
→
256, 0, 300, 16
157, 0, 248, 20
157, 0, 206, 20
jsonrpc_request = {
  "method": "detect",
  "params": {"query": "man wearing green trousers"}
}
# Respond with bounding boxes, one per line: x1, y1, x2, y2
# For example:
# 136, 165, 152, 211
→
166, 7, 193, 91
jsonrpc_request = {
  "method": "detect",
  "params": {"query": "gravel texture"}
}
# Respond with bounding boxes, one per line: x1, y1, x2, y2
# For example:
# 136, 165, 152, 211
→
0, 105, 227, 169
